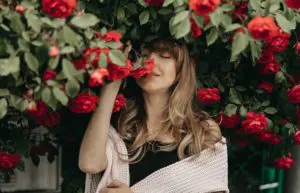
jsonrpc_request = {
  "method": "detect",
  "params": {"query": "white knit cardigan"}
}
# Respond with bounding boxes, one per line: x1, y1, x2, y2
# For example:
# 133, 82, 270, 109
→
85, 126, 229, 193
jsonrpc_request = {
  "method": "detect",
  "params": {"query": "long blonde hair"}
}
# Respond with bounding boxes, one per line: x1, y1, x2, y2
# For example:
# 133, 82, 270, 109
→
114, 39, 221, 163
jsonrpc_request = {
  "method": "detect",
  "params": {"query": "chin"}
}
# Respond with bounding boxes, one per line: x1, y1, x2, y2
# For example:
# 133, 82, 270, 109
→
136, 79, 168, 94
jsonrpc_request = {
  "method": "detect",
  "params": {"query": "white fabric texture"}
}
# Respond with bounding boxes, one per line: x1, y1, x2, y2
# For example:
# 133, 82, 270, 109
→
85, 125, 229, 193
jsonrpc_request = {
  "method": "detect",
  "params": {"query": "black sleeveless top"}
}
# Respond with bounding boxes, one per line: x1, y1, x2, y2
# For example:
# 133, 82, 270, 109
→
129, 147, 179, 186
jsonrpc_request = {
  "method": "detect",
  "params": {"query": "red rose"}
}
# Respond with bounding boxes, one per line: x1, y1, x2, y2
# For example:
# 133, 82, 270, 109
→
259, 61, 280, 75
258, 50, 275, 64
265, 31, 290, 52
42, 69, 57, 81
293, 130, 300, 144
107, 59, 133, 81
294, 42, 300, 54
274, 155, 294, 169
69, 92, 98, 113
73, 58, 87, 70
190, 17, 202, 38
288, 85, 300, 103
189, 0, 221, 16
31, 144, 52, 154
42, 0, 76, 18
0, 152, 21, 170
247, 16, 279, 40
130, 59, 155, 79
103, 31, 122, 42
241, 112, 268, 134
196, 88, 221, 104
16, 4, 25, 14
89, 68, 110, 87
269, 135, 281, 145
35, 111, 61, 128
48, 46, 60, 57
285, 0, 300, 9
144, 0, 164, 6
26, 100, 48, 118
84, 47, 111, 69
113, 94, 126, 113
257, 82, 273, 93
256, 131, 272, 142
216, 112, 240, 128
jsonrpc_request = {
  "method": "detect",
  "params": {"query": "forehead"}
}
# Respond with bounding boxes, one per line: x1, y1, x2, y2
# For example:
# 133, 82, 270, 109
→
142, 40, 181, 58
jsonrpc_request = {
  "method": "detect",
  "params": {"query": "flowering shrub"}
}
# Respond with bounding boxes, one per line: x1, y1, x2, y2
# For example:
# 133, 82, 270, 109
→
0, 0, 300, 191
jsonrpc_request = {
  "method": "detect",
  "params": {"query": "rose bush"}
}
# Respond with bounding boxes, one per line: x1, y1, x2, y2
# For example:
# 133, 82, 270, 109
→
0, 0, 300, 191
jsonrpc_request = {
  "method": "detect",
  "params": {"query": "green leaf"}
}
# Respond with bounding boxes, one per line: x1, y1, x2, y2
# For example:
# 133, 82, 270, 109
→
158, 8, 173, 15
42, 87, 51, 103
60, 46, 75, 54
229, 88, 242, 104
220, 3, 235, 12
250, 39, 262, 64
0, 89, 10, 97
224, 104, 237, 116
138, 0, 148, 7
61, 26, 81, 47
249, 0, 261, 12
264, 107, 278, 115
231, 33, 249, 57
139, 11, 150, 25
275, 13, 296, 33
172, 11, 190, 25
221, 14, 232, 27
66, 80, 80, 98
25, 12, 42, 32
239, 106, 247, 118
0, 98, 8, 119
10, 13, 24, 34
52, 87, 68, 106
98, 53, 107, 68
206, 28, 218, 46
109, 50, 126, 66
49, 56, 60, 70
224, 23, 242, 33
70, 14, 100, 29
174, 17, 191, 38
106, 42, 123, 49
62, 58, 82, 80
163, 0, 175, 7
25, 53, 39, 74
18, 38, 30, 51
209, 10, 221, 27
262, 100, 271, 107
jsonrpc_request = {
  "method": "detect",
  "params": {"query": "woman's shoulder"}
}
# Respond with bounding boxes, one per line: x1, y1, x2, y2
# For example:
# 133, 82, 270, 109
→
200, 119, 227, 149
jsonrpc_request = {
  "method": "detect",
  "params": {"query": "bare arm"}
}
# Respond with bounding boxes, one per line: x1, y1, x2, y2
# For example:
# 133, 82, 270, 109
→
78, 80, 122, 174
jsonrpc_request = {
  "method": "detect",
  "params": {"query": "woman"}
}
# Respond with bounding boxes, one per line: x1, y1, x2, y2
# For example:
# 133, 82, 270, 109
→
79, 38, 229, 193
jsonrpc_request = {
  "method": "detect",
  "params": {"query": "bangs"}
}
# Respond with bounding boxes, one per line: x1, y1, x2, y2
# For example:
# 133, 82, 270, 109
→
143, 39, 182, 61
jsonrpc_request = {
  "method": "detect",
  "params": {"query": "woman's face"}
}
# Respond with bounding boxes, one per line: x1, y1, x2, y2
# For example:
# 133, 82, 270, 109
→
136, 48, 178, 94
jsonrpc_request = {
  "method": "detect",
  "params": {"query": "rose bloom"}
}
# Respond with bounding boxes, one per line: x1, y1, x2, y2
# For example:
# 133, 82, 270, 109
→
294, 42, 300, 54
257, 82, 273, 93
293, 130, 300, 144
247, 16, 279, 40
89, 68, 110, 87
285, 0, 300, 9
107, 59, 133, 81
288, 85, 300, 103
258, 50, 275, 64
189, 0, 221, 16
216, 111, 240, 128
190, 17, 202, 38
26, 100, 48, 118
69, 92, 98, 113
130, 59, 155, 79
42, 0, 77, 18
42, 69, 57, 81
259, 61, 280, 75
196, 88, 221, 104
113, 94, 127, 113
144, 0, 164, 6
73, 58, 86, 70
0, 152, 21, 170
35, 111, 61, 128
265, 31, 290, 52
274, 155, 294, 169
102, 31, 122, 42
241, 112, 268, 134
231, 1, 248, 21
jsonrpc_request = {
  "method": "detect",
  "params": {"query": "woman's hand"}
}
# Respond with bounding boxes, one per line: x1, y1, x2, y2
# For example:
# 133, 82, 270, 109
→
100, 180, 133, 193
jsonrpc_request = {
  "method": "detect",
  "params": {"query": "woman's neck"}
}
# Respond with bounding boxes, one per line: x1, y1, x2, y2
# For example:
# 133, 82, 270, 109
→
143, 91, 169, 134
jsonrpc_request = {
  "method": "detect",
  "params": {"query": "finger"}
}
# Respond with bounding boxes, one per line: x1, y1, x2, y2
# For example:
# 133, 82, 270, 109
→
107, 180, 126, 188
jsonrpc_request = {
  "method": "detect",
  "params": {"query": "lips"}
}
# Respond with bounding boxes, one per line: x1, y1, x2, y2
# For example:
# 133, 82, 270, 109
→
146, 72, 160, 79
